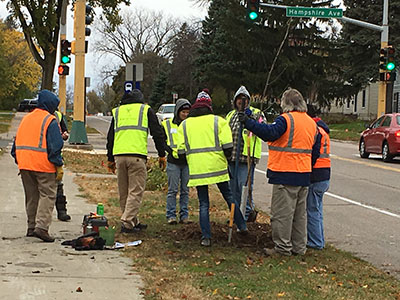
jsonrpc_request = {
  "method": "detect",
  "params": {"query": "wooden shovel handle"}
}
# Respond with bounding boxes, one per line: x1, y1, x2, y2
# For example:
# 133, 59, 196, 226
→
229, 203, 235, 227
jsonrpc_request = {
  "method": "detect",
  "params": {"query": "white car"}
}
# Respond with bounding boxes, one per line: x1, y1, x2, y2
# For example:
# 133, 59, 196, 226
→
156, 104, 175, 123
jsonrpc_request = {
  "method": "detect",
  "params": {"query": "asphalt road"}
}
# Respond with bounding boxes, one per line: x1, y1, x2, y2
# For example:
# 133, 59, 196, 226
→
87, 115, 400, 279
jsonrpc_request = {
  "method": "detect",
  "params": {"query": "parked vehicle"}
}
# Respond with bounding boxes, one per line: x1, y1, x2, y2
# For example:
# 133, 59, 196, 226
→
359, 113, 400, 162
156, 104, 175, 123
17, 99, 38, 112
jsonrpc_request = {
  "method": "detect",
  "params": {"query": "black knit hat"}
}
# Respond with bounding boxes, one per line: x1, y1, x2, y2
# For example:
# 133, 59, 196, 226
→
122, 89, 143, 102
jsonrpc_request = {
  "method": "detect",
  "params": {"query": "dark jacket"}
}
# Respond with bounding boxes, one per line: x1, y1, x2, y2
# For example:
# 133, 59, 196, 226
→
106, 97, 165, 162
163, 99, 191, 165
244, 114, 320, 186
310, 118, 331, 183
11, 90, 63, 167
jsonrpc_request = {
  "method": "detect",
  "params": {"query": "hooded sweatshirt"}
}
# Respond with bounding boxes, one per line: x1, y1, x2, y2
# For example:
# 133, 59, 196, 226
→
163, 99, 191, 165
228, 86, 266, 164
11, 90, 64, 167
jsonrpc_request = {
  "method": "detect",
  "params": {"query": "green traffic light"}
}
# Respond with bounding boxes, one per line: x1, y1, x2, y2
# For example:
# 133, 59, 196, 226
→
249, 11, 258, 20
61, 55, 71, 64
387, 62, 395, 71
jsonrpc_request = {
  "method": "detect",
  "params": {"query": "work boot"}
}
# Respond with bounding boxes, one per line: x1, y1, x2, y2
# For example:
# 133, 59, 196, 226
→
33, 228, 55, 243
167, 218, 177, 225
200, 238, 211, 247
56, 195, 71, 221
26, 228, 35, 237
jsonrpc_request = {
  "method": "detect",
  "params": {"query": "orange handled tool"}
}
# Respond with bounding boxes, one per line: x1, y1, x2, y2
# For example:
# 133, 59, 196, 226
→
228, 203, 235, 243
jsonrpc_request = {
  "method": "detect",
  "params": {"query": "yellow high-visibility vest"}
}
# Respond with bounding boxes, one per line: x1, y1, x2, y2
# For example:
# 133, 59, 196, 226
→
162, 119, 178, 151
226, 106, 263, 159
176, 114, 233, 187
112, 103, 149, 156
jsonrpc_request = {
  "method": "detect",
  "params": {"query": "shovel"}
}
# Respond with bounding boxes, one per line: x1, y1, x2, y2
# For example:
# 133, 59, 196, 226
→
228, 203, 235, 243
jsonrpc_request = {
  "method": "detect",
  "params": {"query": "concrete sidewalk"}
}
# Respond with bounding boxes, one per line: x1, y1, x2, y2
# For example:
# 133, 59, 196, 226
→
0, 113, 143, 300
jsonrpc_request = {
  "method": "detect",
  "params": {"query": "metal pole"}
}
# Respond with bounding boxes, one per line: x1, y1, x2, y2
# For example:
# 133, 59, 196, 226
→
69, 0, 89, 144
378, 0, 389, 116
58, 0, 68, 115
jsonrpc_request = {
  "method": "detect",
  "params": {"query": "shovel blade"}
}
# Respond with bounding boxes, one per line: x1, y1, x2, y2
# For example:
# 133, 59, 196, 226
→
240, 186, 248, 217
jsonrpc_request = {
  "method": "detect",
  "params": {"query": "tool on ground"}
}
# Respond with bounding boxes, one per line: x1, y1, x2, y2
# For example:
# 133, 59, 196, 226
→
228, 203, 235, 243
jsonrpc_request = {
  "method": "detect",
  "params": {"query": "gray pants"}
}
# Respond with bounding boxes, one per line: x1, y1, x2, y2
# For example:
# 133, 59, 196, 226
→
20, 170, 57, 231
271, 184, 308, 255
116, 156, 147, 229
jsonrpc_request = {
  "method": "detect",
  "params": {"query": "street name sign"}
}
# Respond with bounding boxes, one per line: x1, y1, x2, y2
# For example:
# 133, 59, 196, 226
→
286, 7, 343, 18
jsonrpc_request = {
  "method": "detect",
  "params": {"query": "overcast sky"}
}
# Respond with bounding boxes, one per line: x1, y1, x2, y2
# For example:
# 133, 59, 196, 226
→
0, 1, 346, 92
0, 1, 208, 91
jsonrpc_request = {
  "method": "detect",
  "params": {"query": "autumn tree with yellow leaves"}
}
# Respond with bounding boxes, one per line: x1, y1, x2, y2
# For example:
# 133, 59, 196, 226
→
0, 20, 41, 110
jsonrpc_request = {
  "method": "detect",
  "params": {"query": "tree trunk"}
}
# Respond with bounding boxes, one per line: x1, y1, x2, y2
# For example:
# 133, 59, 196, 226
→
41, 51, 58, 91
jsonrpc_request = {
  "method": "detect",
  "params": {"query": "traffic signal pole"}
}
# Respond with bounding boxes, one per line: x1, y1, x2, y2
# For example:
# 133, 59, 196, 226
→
58, 0, 68, 115
378, 0, 389, 116
69, 0, 89, 145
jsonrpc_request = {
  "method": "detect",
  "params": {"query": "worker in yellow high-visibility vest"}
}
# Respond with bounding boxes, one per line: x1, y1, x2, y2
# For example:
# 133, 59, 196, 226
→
106, 89, 166, 233
226, 86, 266, 221
175, 91, 248, 247
161, 99, 191, 225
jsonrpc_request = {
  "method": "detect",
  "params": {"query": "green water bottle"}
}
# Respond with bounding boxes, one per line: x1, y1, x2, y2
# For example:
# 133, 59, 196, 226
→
97, 203, 104, 215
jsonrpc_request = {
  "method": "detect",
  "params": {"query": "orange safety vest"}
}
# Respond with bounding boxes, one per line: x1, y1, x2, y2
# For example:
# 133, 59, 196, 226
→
313, 126, 331, 169
15, 109, 57, 173
268, 112, 317, 173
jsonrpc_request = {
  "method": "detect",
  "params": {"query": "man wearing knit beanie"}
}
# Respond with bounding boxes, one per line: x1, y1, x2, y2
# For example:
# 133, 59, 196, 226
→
175, 91, 248, 247
191, 91, 213, 112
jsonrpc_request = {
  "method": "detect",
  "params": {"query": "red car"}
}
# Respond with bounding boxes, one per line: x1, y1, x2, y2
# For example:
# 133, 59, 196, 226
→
359, 113, 400, 162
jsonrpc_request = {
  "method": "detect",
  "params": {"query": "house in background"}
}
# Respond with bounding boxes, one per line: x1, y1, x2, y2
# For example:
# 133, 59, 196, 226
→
329, 75, 400, 120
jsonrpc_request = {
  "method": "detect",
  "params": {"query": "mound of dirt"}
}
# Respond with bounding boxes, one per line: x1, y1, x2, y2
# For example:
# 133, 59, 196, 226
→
167, 221, 274, 250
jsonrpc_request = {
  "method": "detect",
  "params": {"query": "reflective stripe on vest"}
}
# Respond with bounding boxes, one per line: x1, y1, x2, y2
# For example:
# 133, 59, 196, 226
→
180, 116, 233, 155
177, 115, 232, 186
314, 126, 331, 169
15, 109, 56, 173
114, 104, 147, 133
267, 112, 317, 173
55, 111, 62, 124
112, 103, 149, 156
268, 113, 313, 154
226, 106, 262, 159
162, 119, 177, 149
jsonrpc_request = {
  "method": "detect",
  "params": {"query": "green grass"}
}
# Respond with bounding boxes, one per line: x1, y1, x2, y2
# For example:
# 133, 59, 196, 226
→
69, 152, 400, 300
0, 113, 14, 134
328, 121, 366, 141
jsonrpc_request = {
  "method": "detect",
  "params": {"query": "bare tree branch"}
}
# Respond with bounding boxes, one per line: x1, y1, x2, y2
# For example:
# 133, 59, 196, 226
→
94, 8, 181, 64
262, 18, 293, 99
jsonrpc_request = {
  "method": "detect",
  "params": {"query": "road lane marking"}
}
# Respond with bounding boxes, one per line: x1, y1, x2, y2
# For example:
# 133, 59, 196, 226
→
333, 155, 400, 173
259, 150, 400, 173
254, 167, 400, 219
325, 192, 400, 219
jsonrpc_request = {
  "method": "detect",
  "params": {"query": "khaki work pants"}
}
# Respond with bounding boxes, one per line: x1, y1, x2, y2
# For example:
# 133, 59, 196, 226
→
116, 156, 147, 229
20, 170, 57, 231
271, 184, 308, 255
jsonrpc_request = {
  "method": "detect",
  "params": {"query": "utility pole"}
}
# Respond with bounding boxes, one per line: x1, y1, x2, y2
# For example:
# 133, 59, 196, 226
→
58, 0, 68, 115
69, 0, 89, 145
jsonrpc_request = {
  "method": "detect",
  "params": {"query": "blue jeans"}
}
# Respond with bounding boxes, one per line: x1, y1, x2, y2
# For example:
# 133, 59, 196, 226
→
306, 180, 330, 249
228, 162, 255, 221
196, 181, 247, 239
166, 162, 189, 220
